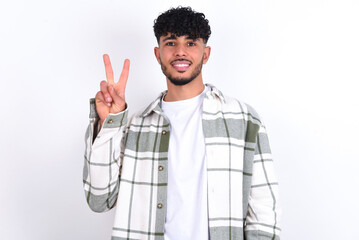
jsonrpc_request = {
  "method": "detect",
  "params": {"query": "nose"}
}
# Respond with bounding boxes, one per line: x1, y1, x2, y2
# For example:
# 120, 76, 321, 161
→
174, 44, 187, 57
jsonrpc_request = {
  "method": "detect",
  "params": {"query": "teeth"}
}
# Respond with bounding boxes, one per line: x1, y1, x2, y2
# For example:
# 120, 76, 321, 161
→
174, 64, 189, 67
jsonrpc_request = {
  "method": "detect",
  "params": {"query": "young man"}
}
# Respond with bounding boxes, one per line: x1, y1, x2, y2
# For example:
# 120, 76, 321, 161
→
83, 7, 280, 240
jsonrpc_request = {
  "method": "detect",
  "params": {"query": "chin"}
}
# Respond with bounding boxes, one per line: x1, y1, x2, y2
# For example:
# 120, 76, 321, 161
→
169, 78, 193, 86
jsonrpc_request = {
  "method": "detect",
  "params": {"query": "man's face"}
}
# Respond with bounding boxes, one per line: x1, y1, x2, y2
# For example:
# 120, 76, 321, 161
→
154, 33, 211, 86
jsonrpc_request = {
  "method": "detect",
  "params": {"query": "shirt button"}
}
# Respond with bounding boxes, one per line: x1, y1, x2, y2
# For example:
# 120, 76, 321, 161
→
108, 119, 113, 124
162, 130, 167, 135
157, 203, 163, 209
158, 165, 164, 171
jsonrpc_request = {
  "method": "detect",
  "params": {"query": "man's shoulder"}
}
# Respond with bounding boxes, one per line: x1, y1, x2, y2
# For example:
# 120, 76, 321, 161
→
205, 83, 263, 126
204, 84, 263, 123
224, 95, 262, 123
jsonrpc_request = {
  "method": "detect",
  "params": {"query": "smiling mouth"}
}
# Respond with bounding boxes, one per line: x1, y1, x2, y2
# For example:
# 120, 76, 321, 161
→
171, 59, 192, 72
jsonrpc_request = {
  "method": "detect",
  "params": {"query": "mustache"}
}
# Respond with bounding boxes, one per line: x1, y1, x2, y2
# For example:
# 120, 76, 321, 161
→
170, 59, 192, 64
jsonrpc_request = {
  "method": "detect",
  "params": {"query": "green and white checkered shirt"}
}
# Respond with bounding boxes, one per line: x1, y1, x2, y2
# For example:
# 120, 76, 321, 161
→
83, 84, 281, 240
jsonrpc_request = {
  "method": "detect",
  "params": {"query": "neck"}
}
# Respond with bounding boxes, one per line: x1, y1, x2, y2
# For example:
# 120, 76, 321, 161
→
164, 75, 205, 102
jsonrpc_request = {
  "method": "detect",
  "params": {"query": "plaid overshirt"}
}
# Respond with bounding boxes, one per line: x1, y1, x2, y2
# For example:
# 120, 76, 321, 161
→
83, 84, 281, 240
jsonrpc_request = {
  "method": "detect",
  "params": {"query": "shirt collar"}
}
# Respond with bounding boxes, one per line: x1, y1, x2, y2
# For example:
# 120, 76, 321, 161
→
140, 83, 225, 118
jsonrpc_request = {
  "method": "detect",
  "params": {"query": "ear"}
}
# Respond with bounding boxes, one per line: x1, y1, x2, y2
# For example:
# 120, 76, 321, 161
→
154, 47, 161, 64
202, 46, 211, 64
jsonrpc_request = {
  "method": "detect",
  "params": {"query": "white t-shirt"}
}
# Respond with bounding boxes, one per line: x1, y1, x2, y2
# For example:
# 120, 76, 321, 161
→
161, 87, 209, 240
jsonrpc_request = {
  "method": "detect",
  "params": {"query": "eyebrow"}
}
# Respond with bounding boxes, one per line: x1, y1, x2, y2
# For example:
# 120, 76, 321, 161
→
161, 34, 176, 42
161, 34, 199, 42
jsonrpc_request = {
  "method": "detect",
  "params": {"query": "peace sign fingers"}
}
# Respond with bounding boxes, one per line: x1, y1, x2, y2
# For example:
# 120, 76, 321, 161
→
96, 54, 130, 122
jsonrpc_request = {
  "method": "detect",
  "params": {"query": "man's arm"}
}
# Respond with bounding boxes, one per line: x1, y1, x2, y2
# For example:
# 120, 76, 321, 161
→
83, 54, 130, 212
83, 103, 128, 212
244, 122, 281, 239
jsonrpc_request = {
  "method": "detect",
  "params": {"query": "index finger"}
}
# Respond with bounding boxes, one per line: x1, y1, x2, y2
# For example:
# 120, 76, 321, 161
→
103, 54, 114, 84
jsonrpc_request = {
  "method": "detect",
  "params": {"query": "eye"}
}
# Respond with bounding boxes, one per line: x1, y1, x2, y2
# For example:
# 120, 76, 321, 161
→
165, 42, 175, 46
188, 42, 196, 46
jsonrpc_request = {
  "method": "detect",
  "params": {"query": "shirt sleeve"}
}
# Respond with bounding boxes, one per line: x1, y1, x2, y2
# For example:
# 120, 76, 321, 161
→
83, 98, 128, 212
244, 122, 281, 239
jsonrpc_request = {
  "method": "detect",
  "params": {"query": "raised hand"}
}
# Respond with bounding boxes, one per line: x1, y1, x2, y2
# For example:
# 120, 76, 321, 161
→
95, 54, 130, 125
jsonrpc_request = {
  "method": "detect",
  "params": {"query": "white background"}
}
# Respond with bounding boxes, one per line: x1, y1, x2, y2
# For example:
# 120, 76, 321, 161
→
1, 0, 358, 239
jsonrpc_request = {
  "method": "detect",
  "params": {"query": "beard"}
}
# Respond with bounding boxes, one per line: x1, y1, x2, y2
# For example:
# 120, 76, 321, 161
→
160, 57, 204, 86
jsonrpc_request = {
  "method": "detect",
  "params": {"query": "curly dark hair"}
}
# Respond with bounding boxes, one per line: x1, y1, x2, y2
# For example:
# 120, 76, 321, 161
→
153, 7, 211, 44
